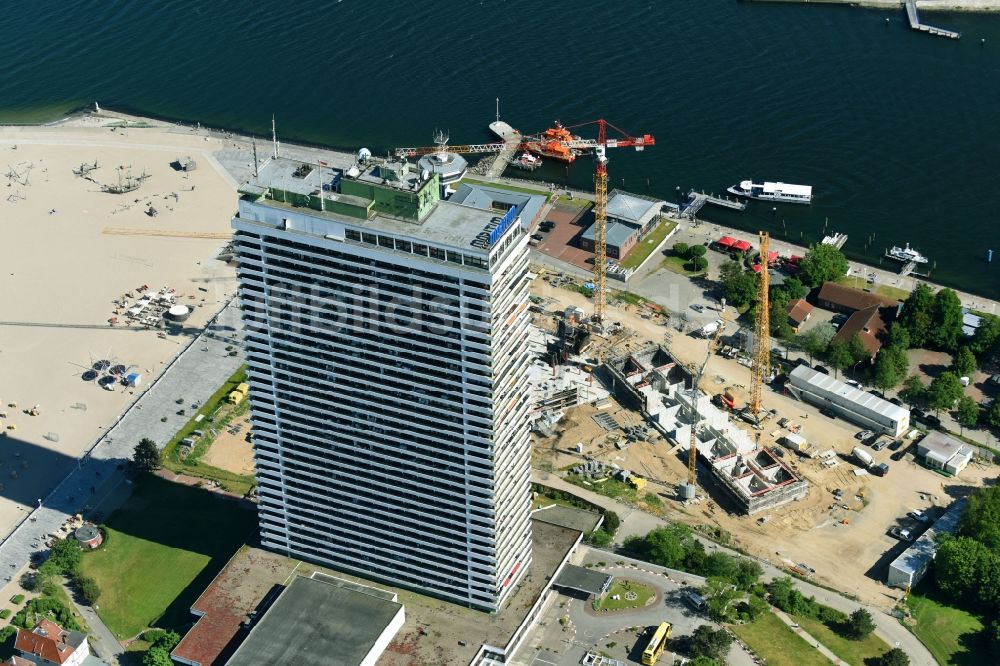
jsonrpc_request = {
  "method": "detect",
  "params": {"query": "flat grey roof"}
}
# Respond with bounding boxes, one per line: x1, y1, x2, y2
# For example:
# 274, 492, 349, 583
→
225, 576, 402, 666
790, 365, 908, 422
532, 505, 602, 534
240, 157, 505, 250
606, 189, 664, 226
556, 564, 612, 595
889, 498, 966, 578
581, 220, 639, 248
449, 183, 547, 226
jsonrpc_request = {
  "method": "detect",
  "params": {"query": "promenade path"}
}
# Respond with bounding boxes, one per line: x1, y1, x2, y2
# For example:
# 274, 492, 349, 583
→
0, 300, 244, 601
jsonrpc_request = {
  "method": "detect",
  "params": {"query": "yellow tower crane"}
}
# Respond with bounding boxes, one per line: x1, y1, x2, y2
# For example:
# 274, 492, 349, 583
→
749, 231, 771, 416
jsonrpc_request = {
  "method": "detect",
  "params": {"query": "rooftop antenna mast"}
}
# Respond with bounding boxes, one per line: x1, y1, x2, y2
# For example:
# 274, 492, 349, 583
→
317, 161, 325, 212
496, 97, 500, 123
433, 129, 450, 161
271, 115, 279, 159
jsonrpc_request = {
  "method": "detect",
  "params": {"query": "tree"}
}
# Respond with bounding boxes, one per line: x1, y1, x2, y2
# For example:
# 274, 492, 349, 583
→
873, 347, 905, 392
689, 658, 719, 666
688, 256, 709, 272
931, 288, 964, 351
132, 437, 161, 473
988, 400, 1000, 430
702, 577, 740, 622
800, 244, 849, 287
640, 524, 698, 570
972, 314, 1000, 355
719, 261, 758, 309
879, 647, 910, 666
672, 242, 689, 257
956, 396, 980, 433
701, 552, 737, 581
899, 283, 935, 348
688, 244, 707, 259
887, 322, 911, 350
955, 347, 977, 379
766, 577, 817, 616
602, 510, 621, 535
688, 624, 733, 662
899, 375, 927, 407
927, 371, 963, 414
844, 608, 876, 640
935, 536, 1000, 608
847, 333, 870, 366
960, 486, 1000, 551
77, 575, 100, 605
733, 558, 764, 591
47, 538, 82, 575
827, 341, 853, 378
142, 648, 173, 666
770, 300, 794, 340
781, 277, 808, 301
798, 324, 835, 363
586, 529, 612, 548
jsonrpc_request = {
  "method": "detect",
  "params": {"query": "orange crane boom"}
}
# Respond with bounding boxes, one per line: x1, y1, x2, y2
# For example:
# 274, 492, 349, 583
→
749, 231, 771, 415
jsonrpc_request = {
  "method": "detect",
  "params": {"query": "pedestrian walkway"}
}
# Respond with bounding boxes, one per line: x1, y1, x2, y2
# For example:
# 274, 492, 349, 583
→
0, 300, 244, 588
64, 580, 123, 664
771, 606, 847, 665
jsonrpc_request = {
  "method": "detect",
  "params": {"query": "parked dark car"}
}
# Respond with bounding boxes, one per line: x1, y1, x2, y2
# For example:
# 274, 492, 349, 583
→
872, 462, 890, 477
531, 233, 544, 241
889, 397, 904, 406
889, 440, 903, 451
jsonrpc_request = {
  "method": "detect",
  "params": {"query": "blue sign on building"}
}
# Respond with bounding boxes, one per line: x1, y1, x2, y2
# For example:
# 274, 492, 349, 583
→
488, 207, 518, 247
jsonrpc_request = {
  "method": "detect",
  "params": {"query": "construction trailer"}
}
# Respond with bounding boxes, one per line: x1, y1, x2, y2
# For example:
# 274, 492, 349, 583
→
787, 365, 910, 437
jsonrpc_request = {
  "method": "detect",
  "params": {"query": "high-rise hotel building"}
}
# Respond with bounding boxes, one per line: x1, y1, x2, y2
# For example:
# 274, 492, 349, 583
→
231, 155, 532, 611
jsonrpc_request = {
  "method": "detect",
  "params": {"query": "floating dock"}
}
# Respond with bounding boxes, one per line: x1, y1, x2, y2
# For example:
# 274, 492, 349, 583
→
681, 189, 747, 219
905, 0, 960, 39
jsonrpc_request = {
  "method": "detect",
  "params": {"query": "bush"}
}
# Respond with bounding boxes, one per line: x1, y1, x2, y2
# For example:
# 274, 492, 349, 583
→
12, 596, 81, 632
9, 595, 23, 605
77, 575, 100, 605
687, 256, 709, 272
602, 510, 621, 535
672, 242, 690, 257
688, 244, 707, 259
0, 610, 10, 620
879, 647, 910, 666
587, 530, 612, 547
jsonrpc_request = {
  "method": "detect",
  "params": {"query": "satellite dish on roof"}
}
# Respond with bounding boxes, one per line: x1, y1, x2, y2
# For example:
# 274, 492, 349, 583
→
357, 148, 372, 164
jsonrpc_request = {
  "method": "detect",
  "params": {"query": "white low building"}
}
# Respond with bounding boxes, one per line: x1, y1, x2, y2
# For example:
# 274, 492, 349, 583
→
787, 366, 909, 437
916, 431, 973, 476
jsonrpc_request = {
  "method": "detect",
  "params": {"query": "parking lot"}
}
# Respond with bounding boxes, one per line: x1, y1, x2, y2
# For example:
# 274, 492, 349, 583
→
510, 547, 756, 666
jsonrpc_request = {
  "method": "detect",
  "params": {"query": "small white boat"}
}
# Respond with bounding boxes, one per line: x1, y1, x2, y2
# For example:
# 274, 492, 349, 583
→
509, 152, 542, 171
727, 180, 813, 204
886, 243, 928, 264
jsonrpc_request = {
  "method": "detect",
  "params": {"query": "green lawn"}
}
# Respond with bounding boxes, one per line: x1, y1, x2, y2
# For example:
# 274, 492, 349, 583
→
792, 614, 890, 666
565, 474, 637, 501
461, 177, 549, 197
593, 579, 655, 611
659, 253, 705, 277
79, 475, 257, 639
556, 194, 592, 209
834, 276, 909, 302
730, 611, 830, 666
907, 588, 988, 666
620, 220, 678, 270
160, 366, 255, 495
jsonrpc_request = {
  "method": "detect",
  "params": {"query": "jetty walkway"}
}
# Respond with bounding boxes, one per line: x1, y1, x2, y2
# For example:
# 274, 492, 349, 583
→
681, 189, 747, 219
905, 0, 961, 38
486, 120, 522, 179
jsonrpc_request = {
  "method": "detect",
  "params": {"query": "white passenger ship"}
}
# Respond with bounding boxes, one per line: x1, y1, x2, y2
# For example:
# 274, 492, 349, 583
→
727, 180, 813, 204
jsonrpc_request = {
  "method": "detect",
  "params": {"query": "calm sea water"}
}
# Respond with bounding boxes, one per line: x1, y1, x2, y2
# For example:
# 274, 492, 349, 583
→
3, 1, 1000, 296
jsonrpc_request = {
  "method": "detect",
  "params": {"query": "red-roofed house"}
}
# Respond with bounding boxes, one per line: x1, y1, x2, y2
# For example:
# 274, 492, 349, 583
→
10, 619, 89, 666
833, 304, 893, 360
786, 299, 814, 332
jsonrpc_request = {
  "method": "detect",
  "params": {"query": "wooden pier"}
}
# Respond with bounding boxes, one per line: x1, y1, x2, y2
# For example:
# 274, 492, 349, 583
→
905, 0, 960, 39
681, 190, 747, 219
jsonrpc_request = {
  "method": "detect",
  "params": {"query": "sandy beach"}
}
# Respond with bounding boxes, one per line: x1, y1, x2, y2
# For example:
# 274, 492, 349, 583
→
0, 116, 239, 534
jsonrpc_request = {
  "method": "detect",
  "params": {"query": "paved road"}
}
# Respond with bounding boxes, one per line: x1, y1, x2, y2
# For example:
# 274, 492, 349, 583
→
0, 300, 244, 604
64, 580, 123, 664
532, 471, 935, 666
